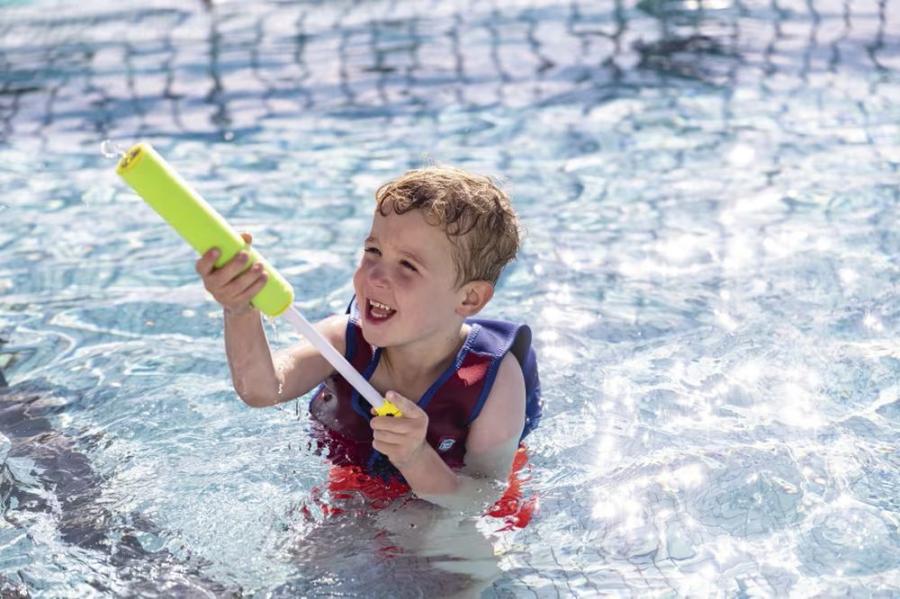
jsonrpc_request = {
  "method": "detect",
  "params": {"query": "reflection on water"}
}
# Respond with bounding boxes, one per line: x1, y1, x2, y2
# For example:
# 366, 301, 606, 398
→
271, 499, 504, 598
0, 0, 898, 595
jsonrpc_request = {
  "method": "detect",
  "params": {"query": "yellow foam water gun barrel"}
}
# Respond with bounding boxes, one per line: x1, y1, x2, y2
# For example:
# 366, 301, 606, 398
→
116, 142, 294, 317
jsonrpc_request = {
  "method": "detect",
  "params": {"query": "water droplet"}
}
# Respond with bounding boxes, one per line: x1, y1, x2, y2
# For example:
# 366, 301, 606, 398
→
100, 139, 127, 159
274, 352, 289, 398
223, 131, 235, 141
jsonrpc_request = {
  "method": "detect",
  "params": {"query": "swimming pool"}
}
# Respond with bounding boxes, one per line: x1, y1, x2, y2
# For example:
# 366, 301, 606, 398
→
1, 0, 898, 595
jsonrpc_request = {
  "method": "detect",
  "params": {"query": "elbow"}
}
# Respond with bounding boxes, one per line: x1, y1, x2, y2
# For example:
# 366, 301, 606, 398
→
235, 387, 275, 408
231, 373, 282, 407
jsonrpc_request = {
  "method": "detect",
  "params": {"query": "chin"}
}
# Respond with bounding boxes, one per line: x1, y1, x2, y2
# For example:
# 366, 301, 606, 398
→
359, 323, 390, 348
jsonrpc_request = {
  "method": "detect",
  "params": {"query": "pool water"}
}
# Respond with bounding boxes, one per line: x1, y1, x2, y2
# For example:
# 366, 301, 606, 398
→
1, 0, 898, 596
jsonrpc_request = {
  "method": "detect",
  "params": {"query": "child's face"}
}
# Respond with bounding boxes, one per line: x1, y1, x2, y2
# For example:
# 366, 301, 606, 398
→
353, 205, 465, 349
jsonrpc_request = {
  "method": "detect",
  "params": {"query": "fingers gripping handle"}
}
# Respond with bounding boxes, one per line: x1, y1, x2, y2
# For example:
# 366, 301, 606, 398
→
374, 402, 402, 417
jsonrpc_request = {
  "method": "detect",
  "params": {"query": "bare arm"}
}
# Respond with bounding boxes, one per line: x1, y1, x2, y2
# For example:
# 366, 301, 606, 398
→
371, 353, 526, 513
195, 233, 345, 407
222, 308, 277, 405
223, 310, 348, 407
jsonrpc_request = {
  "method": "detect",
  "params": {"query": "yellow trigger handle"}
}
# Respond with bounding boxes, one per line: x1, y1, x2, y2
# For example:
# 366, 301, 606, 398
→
375, 401, 402, 417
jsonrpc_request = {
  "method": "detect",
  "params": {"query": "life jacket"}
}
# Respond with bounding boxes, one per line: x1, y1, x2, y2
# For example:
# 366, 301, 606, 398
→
308, 299, 542, 481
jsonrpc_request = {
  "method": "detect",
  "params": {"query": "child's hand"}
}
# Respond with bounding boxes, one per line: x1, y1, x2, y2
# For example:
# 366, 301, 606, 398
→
195, 232, 268, 316
370, 391, 428, 468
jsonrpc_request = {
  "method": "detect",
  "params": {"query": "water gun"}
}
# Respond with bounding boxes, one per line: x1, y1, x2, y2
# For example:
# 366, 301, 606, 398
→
115, 142, 400, 417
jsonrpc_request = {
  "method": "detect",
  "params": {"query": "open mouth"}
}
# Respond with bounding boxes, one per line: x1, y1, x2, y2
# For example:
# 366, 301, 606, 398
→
365, 298, 396, 323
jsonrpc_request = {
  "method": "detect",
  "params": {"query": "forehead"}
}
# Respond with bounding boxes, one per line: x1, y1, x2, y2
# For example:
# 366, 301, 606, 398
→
369, 207, 456, 265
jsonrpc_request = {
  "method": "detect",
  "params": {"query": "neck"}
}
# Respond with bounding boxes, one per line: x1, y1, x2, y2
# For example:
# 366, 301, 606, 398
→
381, 323, 469, 392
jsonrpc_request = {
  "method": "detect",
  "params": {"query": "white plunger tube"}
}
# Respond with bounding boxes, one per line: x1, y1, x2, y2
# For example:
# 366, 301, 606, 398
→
282, 306, 387, 411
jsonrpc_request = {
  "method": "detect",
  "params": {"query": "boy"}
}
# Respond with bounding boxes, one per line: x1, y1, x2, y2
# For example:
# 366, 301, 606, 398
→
195, 166, 541, 511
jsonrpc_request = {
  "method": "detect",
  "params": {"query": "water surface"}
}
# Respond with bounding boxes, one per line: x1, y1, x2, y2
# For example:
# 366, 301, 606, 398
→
0, 0, 898, 595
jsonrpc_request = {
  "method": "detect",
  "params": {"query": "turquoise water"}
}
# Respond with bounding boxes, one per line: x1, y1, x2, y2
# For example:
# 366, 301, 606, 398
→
1, 0, 899, 596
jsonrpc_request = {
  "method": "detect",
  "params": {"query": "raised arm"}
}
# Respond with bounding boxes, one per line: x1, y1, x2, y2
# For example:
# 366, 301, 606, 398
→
195, 233, 346, 407
222, 309, 347, 407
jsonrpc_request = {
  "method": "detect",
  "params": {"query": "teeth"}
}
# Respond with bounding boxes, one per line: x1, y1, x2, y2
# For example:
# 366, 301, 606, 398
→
369, 299, 394, 312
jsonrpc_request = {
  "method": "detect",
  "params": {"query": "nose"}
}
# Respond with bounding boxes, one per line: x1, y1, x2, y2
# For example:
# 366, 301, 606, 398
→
368, 262, 390, 288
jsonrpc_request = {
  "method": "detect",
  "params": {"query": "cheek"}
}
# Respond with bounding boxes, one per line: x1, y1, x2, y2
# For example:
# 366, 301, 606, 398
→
352, 264, 365, 291
394, 269, 416, 289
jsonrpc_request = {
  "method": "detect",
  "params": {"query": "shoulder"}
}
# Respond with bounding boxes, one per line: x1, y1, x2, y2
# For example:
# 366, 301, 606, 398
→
492, 352, 525, 396
467, 319, 534, 373
466, 352, 526, 453
314, 313, 351, 356
284, 312, 349, 360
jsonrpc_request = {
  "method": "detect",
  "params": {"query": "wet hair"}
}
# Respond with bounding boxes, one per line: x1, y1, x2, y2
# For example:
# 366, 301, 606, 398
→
374, 166, 520, 288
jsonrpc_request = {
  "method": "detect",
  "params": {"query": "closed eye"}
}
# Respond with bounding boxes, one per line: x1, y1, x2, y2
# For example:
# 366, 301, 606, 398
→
400, 260, 418, 273
364, 247, 381, 256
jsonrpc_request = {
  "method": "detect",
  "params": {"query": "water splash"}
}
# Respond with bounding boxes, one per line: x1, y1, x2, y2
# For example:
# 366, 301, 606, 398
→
274, 358, 285, 398
268, 316, 285, 397
100, 139, 127, 159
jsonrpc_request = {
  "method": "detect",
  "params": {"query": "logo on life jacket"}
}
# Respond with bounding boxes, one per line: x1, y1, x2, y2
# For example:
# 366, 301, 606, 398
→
437, 437, 456, 452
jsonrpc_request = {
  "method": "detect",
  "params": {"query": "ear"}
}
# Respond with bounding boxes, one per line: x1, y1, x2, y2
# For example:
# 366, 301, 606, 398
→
456, 281, 494, 317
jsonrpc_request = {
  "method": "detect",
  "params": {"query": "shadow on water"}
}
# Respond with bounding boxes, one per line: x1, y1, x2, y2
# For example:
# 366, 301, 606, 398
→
633, 0, 741, 87
0, 366, 240, 596
635, 34, 741, 87
0, 344, 505, 597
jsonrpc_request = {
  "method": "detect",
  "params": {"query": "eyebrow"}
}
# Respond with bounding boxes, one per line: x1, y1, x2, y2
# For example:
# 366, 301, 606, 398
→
365, 236, 428, 268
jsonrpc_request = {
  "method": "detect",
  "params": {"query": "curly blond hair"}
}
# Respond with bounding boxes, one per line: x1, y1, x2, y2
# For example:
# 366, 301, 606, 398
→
374, 166, 520, 287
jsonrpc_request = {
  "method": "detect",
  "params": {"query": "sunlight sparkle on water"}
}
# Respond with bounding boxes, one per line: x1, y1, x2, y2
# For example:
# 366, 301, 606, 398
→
839, 268, 859, 286
656, 233, 710, 264
734, 189, 782, 215
678, 565, 721, 596
764, 229, 810, 260
656, 463, 705, 490
592, 500, 617, 520
537, 329, 560, 343
541, 306, 567, 324
785, 366, 822, 389
602, 375, 635, 409
777, 382, 824, 428
722, 235, 756, 271
815, 237, 833, 252
727, 144, 756, 167
593, 434, 622, 475
549, 346, 576, 366
863, 313, 884, 332
732, 359, 764, 385
592, 491, 644, 523
714, 309, 739, 332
